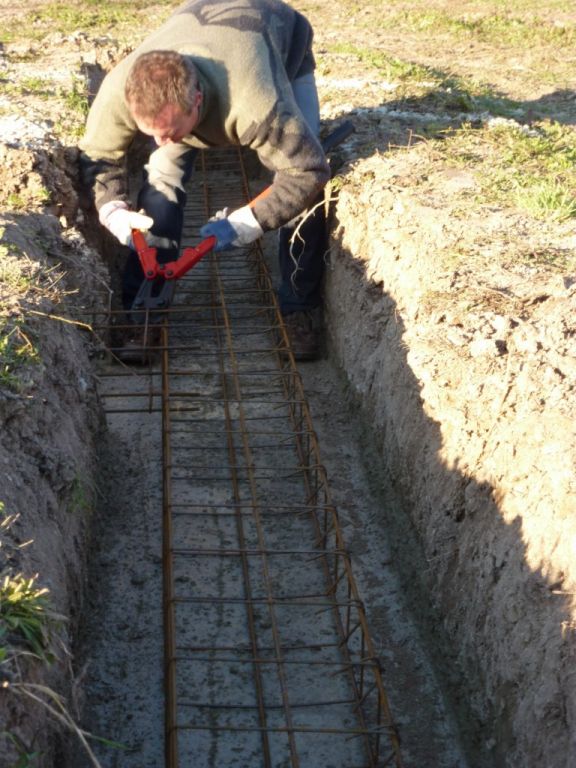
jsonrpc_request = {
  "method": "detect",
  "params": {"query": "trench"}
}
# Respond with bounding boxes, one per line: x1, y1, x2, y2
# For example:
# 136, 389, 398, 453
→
70, 148, 479, 768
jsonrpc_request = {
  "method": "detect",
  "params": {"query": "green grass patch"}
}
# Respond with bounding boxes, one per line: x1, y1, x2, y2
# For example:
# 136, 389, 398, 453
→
515, 179, 576, 222
3, 0, 174, 43
432, 119, 576, 224
0, 243, 31, 291
385, 8, 576, 47
68, 476, 92, 515
0, 318, 40, 391
54, 76, 91, 138
4, 187, 51, 211
0, 573, 61, 661
326, 42, 429, 82
60, 76, 89, 117
0, 731, 40, 767
15, 77, 55, 99
324, 42, 523, 117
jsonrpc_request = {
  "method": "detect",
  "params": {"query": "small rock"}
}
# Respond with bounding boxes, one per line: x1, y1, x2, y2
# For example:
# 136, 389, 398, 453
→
469, 338, 506, 357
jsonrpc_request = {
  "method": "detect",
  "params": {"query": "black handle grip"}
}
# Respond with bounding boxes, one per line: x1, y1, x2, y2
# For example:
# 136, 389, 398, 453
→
321, 120, 355, 154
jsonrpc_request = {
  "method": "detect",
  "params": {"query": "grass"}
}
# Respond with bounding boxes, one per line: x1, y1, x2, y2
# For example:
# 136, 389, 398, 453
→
2, 77, 56, 100
0, 731, 40, 767
515, 179, 576, 222
329, 0, 576, 48
5, 189, 51, 211
314, 0, 576, 116
0, 243, 31, 291
3, 0, 174, 44
323, 42, 524, 118
60, 76, 89, 117
0, 74, 90, 142
69, 476, 92, 515
0, 319, 39, 391
435, 119, 576, 223
384, 8, 576, 47
55, 76, 91, 138
0, 574, 61, 662
0, 504, 61, 663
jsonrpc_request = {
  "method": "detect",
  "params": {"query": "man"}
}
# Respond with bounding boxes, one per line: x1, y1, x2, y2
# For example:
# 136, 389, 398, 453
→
79, 0, 330, 360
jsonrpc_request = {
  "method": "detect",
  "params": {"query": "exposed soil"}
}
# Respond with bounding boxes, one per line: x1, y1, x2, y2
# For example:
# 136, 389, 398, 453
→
1, 1, 576, 767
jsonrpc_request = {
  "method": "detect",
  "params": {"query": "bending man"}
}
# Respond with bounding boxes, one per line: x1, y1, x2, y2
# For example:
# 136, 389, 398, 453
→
79, 0, 330, 360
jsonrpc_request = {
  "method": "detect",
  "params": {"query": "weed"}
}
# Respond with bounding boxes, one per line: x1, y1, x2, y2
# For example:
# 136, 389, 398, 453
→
5, 184, 48, 210
69, 476, 92, 515
17, 77, 54, 99
326, 42, 429, 82
54, 76, 90, 139
5, 194, 26, 211
0, 574, 63, 661
0, 244, 30, 291
0, 508, 107, 767
0, 319, 40, 391
480, 120, 576, 220
60, 76, 89, 118
0, 731, 40, 767
515, 179, 576, 222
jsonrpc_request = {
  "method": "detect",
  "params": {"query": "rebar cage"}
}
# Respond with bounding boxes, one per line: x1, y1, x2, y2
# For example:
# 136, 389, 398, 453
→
91, 148, 403, 768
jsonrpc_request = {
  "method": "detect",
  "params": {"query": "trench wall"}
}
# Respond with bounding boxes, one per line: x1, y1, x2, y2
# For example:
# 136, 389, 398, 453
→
0, 213, 104, 766
323, 159, 576, 768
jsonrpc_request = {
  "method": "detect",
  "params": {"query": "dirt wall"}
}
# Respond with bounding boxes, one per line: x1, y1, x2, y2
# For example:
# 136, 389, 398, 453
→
0, 212, 105, 766
325, 153, 576, 767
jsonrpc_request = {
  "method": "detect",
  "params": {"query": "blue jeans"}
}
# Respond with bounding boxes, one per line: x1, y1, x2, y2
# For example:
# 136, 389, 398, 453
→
277, 73, 325, 315
122, 73, 325, 314
122, 142, 197, 308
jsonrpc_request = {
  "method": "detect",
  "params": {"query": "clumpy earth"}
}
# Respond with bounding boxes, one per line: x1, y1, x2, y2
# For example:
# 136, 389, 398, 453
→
1, 1, 575, 766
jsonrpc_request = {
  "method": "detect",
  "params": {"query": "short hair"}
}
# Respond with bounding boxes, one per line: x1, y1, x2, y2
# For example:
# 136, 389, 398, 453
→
125, 50, 198, 120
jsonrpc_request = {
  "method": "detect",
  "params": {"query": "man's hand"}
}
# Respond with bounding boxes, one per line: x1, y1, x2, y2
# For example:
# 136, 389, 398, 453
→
99, 200, 154, 247
200, 205, 263, 251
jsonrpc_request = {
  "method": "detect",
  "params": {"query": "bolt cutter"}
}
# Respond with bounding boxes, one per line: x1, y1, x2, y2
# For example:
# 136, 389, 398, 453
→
130, 230, 216, 319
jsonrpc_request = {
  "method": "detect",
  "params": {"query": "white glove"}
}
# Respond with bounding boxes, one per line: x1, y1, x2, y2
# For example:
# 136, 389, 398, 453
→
200, 205, 264, 251
99, 200, 154, 247
227, 205, 264, 246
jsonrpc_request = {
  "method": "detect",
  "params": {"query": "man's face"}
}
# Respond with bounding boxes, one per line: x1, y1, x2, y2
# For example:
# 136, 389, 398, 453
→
133, 97, 201, 146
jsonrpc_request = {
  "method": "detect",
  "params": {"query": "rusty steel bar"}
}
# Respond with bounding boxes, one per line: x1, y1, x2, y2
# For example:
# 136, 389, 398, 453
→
161, 320, 179, 767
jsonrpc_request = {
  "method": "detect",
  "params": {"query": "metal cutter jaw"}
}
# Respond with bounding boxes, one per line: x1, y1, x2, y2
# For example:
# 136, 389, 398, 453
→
130, 277, 176, 325
129, 229, 216, 323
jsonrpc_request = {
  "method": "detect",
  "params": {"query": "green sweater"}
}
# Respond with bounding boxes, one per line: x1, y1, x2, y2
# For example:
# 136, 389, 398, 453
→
79, 0, 330, 230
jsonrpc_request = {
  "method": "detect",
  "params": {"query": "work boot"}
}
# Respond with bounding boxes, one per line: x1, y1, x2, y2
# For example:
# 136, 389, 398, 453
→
114, 323, 161, 364
282, 309, 321, 361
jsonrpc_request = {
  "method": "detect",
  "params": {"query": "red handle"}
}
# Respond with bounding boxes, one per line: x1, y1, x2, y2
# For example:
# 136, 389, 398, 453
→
132, 229, 159, 279
158, 236, 217, 280
132, 231, 216, 281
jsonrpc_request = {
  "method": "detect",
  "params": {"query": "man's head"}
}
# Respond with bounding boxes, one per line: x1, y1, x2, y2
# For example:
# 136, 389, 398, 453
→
125, 50, 202, 145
